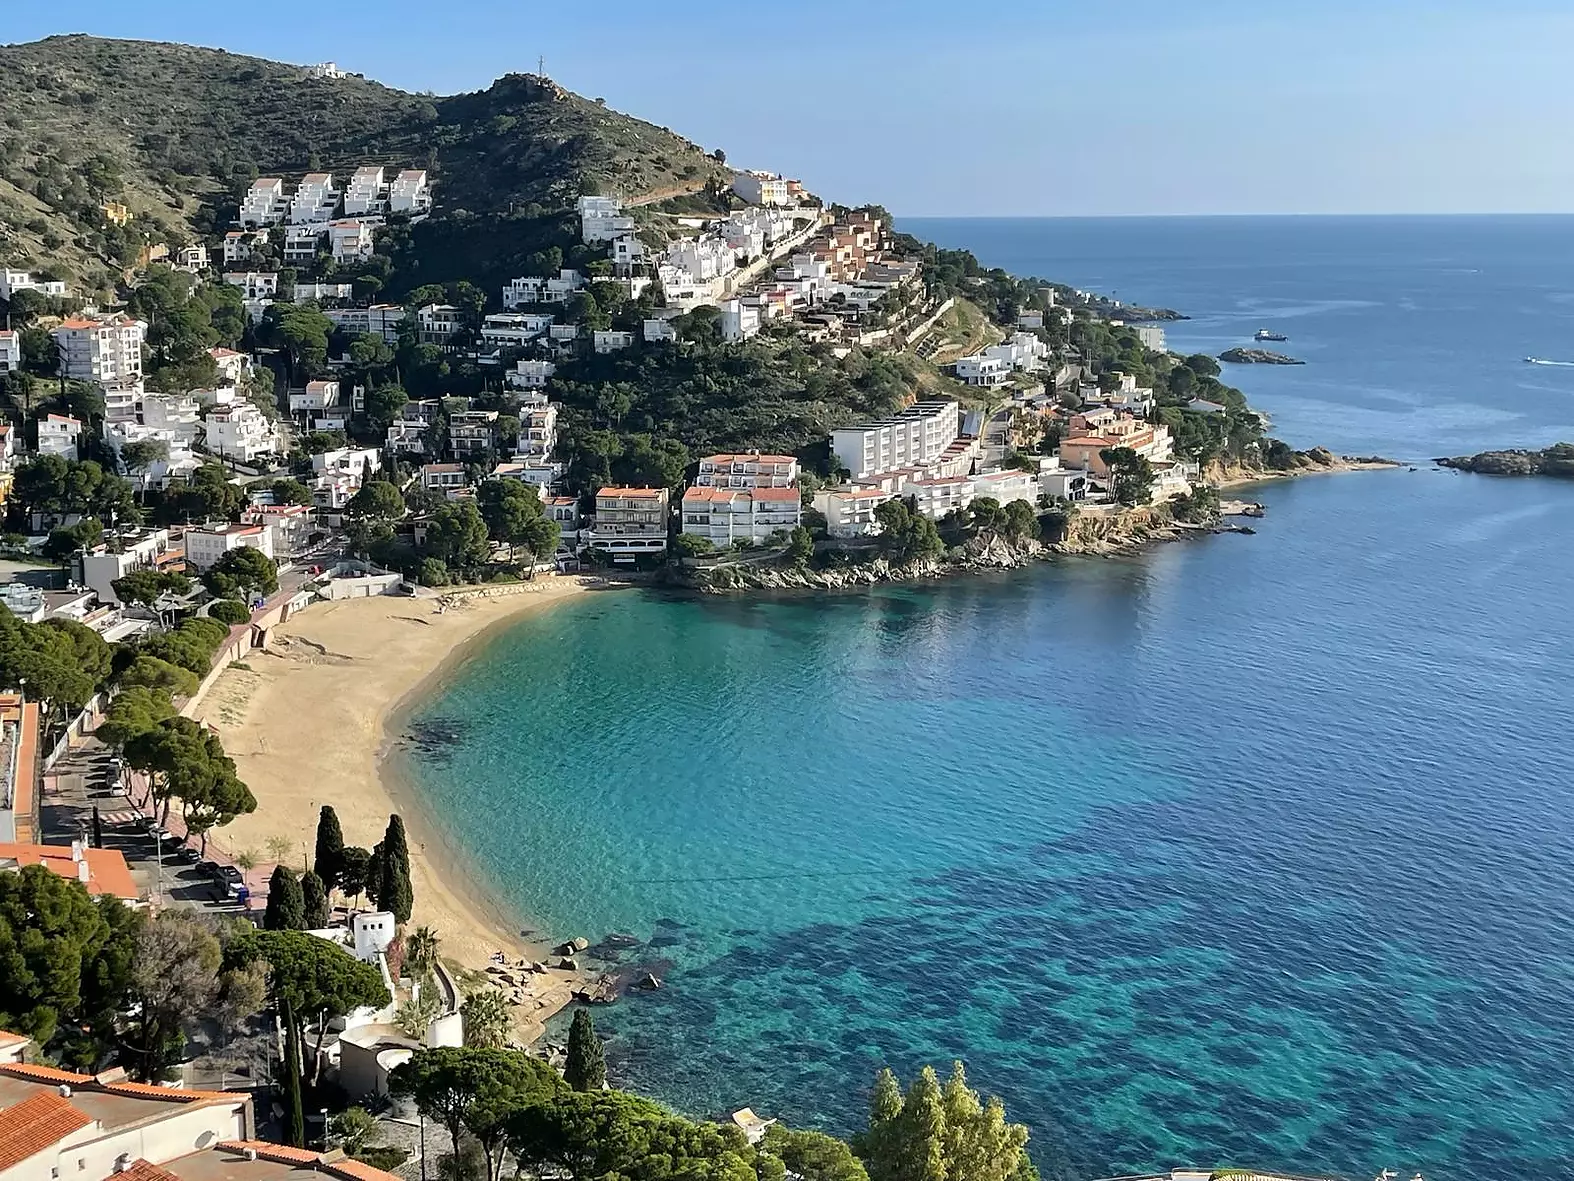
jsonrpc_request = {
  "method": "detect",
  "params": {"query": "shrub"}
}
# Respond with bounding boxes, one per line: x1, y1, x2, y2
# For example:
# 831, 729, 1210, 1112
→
207, 599, 251, 625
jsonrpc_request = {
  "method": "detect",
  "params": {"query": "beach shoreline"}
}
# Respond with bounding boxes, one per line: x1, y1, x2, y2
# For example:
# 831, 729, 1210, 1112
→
192, 576, 616, 1038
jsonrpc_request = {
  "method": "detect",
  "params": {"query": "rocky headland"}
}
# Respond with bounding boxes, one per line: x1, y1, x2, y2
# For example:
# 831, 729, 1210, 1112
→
1219, 347, 1305, 365
1435, 443, 1574, 478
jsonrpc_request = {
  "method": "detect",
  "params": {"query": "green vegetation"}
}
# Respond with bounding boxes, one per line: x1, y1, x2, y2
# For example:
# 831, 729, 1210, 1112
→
1100, 447, 1157, 507
123, 714, 255, 849
313, 805, 345, 890
0, 609, 114, 717
201, 546, 279, 600
265, 866, 306, 930
207, 599, 251, 625
368, 813, 415, 923
112, 568, 191, 606
460, 990, 512, 1050
564, 1009, 607, 1092
873, 498, 946, 563
862, 1063, 1037, 1181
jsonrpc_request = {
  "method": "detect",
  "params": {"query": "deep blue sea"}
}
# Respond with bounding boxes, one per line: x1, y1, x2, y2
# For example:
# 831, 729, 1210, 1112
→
406, 217, 1574, 1181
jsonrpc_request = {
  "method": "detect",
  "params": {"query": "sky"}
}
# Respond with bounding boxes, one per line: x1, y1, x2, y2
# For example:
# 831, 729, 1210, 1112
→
8, 0, 1574, 217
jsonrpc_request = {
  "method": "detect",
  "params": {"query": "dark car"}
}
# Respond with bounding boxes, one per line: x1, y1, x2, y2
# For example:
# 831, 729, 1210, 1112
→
195, 860, 221, 881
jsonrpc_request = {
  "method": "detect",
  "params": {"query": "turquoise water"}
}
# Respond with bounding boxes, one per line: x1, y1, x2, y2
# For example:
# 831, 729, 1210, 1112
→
406, 217, 1574, 1180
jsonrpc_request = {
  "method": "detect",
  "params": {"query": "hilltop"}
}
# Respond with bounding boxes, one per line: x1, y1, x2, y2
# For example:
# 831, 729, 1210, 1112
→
0, 35, 731, 292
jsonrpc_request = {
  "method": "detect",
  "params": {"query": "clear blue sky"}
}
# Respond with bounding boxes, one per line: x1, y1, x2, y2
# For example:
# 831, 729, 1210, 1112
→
8, 0, 1574, 216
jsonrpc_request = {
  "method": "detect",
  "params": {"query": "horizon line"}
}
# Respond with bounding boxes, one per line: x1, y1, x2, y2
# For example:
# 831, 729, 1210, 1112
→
894, 211, 1574, 221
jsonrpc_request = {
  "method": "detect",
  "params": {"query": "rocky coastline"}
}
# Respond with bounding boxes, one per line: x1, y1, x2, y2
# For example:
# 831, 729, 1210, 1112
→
1435, 443, 1574, 478
1219, 347, 1305, 365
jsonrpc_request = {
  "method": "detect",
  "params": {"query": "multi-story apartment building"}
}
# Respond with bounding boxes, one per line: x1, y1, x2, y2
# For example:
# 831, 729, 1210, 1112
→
289, 173, 339, 223
389, 169, 432, 214
506, 359, 556, 390
204, 403, 278, 463
222, 228, 270, 264
831, 400, 961, 481
417, 304, 465, 345
183, 523, 276, 572
326, 304, 407, 343
224, 272, 280, 301
421, 462, 469, 494
52, 316, 147, 385
479, 313, 553, 351
955, 355, 1010, 387
593, 330, 635, 354
448, 410, 498, 458
1058, 415, 1175, 479
516, 403, 558, 460
290, 380, 341, 416
732, 173, 795, 206
293, 281, 354, 303
680, 486, 802, 546
329, 219, 376, 262
577, 195, 636, 243
238, 177, 288, 226
503, 270, 584, 308
282, 225, 325, 264
589, 487, 670, 561
242, 503, 315, 557
0, 330, 20, 375
174, 244, 210, 273
343, 165, 387, 216
386, 418, 430, 456
812, 486, 896, 538
37, 414, 84, 461
695, 453, 800, 489
78, 528, 181, 604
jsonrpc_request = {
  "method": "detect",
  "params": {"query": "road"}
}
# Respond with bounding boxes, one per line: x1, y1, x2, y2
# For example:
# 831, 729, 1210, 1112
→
981, 406, 1013, 468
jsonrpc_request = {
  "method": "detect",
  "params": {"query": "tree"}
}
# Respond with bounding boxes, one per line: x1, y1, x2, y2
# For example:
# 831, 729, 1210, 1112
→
1099, 447, 1156, 507
338, 846, 371, 904
112, 568, 191, 607
372, 814, 414, 923
0, 610, 107, 715
345, 480, 405, 521
873, 498, 945, 564
97, 684, 178, 749
564, 1009, 606, 1092
261, 304, 334, 382
363, 383, 408, 432
461, 990, 511, 1050
405, 925, 440, 980
786, 525, 815, 567
267, 477, 314, 506
423, 501, 490, 570
202, 546, 279, 600
396, 987, 442, 1040
300, 870, 330, 930
124, 715, 252, 844
127, 911, 222, 1081
282, 995, 307, 1147
266, 866, 307, 931
861, 1064, 1035, 1181
392, 1047, 564, 1181
763, 1126, 870, 1181
176, 464, 246, 523
506, 1090, 754, 1181
673, 533, 715, 559
208, 600, 251, 625
118, 654, 200, 700
332, 1107, 379, 1157
477, 479, 544, 561
0, 865, 142, 1057
44, 518, 103, 562
313, 806, 345, 890
969, 496, 1007, 534
120, 439, 170, 489
1002, 500, 1039, 543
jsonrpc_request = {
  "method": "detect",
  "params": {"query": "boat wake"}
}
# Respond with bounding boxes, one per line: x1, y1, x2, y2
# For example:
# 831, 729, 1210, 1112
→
1525, 357, 1574, 367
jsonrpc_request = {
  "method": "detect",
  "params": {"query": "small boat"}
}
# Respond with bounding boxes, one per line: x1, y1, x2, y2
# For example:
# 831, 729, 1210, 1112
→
1254, 328, 1288, 342
1525, 356, 1540, 363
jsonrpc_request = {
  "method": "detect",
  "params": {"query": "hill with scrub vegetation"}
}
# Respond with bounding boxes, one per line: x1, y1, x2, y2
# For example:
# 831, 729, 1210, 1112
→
0, 34, 732, 294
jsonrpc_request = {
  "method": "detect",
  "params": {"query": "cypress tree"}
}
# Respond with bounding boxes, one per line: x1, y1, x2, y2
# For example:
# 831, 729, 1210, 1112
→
564, 1009, 606, 1092
281, 996, 306, 1147
300, 869, 330, 930
313, 806, 344, 890
866, 1067, 906, 1181
376, 815, 414, 923
264, 865, 306, 931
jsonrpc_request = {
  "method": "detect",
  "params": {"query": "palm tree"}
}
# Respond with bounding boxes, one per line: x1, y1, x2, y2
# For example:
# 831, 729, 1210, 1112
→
404, 925, 440, 980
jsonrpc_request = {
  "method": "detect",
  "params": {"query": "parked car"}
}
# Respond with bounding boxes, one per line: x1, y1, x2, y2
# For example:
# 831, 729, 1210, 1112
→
195, 860, 220, 881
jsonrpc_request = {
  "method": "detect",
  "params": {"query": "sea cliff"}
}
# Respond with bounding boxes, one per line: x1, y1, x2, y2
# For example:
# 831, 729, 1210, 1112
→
1435, 443, 1574, 478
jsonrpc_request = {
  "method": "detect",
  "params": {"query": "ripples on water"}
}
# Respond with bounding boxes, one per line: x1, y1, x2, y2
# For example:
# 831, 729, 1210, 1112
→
411, 217, 1574, 1179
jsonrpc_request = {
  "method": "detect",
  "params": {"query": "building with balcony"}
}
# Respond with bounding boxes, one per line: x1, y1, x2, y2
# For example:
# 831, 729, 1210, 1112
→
695, 453, 800, 489
681, 486, 801, 546
506, 359, 556, 389
37, 414, 84, 461
831, 400, 961, 481
288, 173, 338, 224
421, 463, 469, 495
0, 330, 19, 375
448, 410, 498, 458
183, 523, 275, 572
203, 403, 279, 464
52, 316, 146, 385
812, 486, 896, 538
417, 304, 465, 345
343, 165, 387, 216
589, 487, 669, 561
238, 177, 288, 226
389, 169, 432, 214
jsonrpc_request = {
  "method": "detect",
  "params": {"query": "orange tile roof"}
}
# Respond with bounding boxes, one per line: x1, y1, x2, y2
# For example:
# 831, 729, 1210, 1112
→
101, 1079, 240, 1104
0, 1091, 93, 1170
751, 486, 800, 502
700, 453, 797, 465
0, 1030, 29, 1049
120, 1161, 184, 1181
213, 1142, 400, 1181
0, 1061, 92, 1085
0, 842, 139, 900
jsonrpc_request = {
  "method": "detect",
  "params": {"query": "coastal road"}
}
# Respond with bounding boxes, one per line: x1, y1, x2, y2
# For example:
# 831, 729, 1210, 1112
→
982, 407, 1012, 467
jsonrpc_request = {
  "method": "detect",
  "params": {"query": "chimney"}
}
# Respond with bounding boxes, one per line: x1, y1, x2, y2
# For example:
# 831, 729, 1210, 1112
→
77, 859, 91, 884
57, 1084, 72, 1097
244, 1150, 258, 1162
70, 839, 83, 861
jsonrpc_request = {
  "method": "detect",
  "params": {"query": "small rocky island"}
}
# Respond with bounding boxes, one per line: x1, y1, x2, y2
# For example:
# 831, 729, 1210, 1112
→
1219, 347, 1305, 365
1436, 443, 1574, 478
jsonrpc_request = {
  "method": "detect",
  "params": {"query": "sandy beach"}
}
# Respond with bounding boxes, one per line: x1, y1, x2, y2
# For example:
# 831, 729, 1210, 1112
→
192, 577, 600, 996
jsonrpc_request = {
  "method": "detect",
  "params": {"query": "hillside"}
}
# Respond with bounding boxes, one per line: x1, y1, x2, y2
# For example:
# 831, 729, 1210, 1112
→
0, 35, 731, 293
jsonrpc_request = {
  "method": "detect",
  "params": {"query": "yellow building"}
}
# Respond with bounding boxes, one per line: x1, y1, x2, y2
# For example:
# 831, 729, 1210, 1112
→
102, 201, 130, 226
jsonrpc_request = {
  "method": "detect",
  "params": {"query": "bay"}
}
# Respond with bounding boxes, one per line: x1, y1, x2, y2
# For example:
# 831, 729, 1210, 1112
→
407, 216, 1574, 1180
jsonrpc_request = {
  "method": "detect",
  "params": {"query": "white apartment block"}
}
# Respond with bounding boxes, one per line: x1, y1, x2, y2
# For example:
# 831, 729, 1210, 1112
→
480, 313, 554, 350
294, 281, 354, 302
243, 503, 315, 556
37, 413, 84, 461
831, 400, 961, 481
449, 410, 498, 458
141, 392, 203, 442
79, 528, 177, 604
667, 236, 737, 283
955, 355, 1009, 387
516, 403, 558, 459
577, 195, 637, 243
329, 219, 376, 261
52, 316, 146, 385
107, 421, 200, 490
593, 330, 635, 354
721, 299, 761, 342
732, 173, 794, 207
209, 347, 252, 386
643, 318, 678, 343
224, 272, 279, 300
612, 235, 646, 274
174, 244, 210, 273
290, 380, 341, 414
813, 486, 895, 538
102, 381, 143, 426
589, 487, 670, 561
184, 523, 275, 572
983, 331, 1049, 372
504, 269, 584, 309
289, 173, 339, 224
1018, 310, 1044, 330
311, 446, 381, 483
239, 178, 288, 227
417, 304, 465, 345
548, 323, 580, 345
344, 166, 387, 216
0, 269, 69, 299
681, 486, 802, 546
421, 463, 469, 493
696, 453, 800, 489
222, 228, 269, 264
283, 225, 325, 264
507, 359, 556, 389
389, 169, 432, 214
1135, 325, 1167, 351
386, 418, 429, 455
326, 304, 407, 343
204, 403, 278, 463
0, 330, 21, 374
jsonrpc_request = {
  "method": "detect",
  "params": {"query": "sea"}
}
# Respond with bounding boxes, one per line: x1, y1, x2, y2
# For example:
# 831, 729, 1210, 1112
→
402, 216, 1574, 1180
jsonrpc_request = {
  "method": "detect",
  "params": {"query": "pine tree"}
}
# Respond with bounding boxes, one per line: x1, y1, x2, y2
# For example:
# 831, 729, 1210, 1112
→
313, 806, 344, 890
866, 1067, 906, 1181
563, 1009, 606, 1092
300, 870, 330, 930
264, 865, 305, 931
898, 1066, 948, 1181
281, 996, 306, 1147
375, 815, 414, 923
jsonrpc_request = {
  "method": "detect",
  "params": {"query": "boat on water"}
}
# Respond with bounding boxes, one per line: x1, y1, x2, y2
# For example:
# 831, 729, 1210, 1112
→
1254, 328, 1289, 342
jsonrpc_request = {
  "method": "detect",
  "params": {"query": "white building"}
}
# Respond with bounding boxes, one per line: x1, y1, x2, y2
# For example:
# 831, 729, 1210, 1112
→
78, 528, 178, 604
107, 421, 200, 491
204, 403, 278, 463
983, 331, 1050, 373
37, 414, 84, 461
224, 271, 279, 301
504, 269, 584, 309
222, 228, 269, 264
52, 315, 147, 385
1018, 310, 1044, 330
389, 169, 432, 215
289, 173, 339, 224
174, 244, 210, 273
516, 403, 558, 460
311, 446, 382, 484
240, 503, 315, 557
421, 463, 469, 494
282, 225, 326, 264
955, 355, 1010, 387
449, 410, 498, 458
294, 281, 354, 303
732, 174, 793, 207
290, 380, 341, 415
239, 178, 288, 227
813, 486, 895, 538
184, 523, 275, 572
141, 392, 203, 442
0, 269, 69, 300
208, 347, 252, 387
578, 195, 637, 243
593, 330, 635, 354
386, 418, 429, 456
344, 166, 388, 216
308, 61, 346, 78
507, 359, 556, 389
589, 487, 669, 561
329, 219, 376, 262
681, 486, 801, 546
721, 298, 761, 342
326, 304, 407, 343
612, 235, 646, 274
831, 400, 961, 481
1135, 325, 1167, 351
643, 317, 678, 343
480, 312, 554, 350
695, 453, 799, 489
417, 304, 465, 345
0, 330, 21, 375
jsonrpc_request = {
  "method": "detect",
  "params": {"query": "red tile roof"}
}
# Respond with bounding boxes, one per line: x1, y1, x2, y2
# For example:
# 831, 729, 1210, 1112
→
0, 842, 140, 900
120, 1161, 184, 1181
214, 1142, 400, 1181
0, 1091, 93, 1170
0, 1061, 92, 1085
